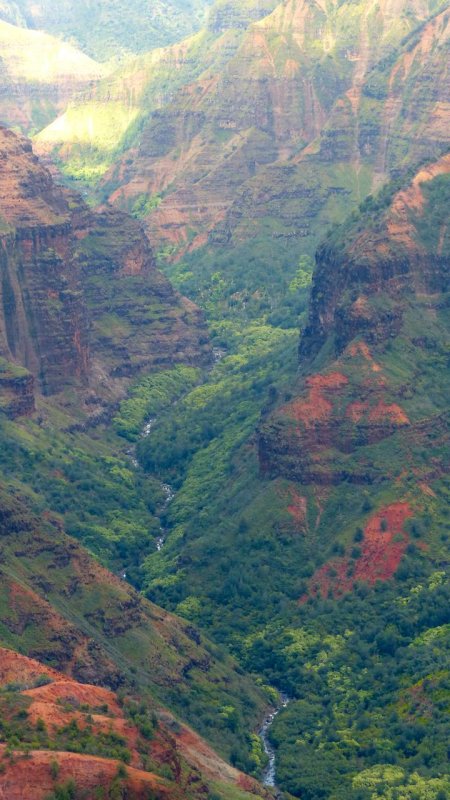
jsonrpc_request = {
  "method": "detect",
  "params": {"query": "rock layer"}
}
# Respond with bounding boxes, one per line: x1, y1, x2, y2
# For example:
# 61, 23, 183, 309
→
259, 154, 450, 487
0, 126, 210, 415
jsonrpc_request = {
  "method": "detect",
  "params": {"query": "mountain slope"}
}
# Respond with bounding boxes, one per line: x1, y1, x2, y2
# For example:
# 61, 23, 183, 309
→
0, 125, 210, 417
0, 0, 215, 61
0, 19, 107, 133
0, 488, 271, 797
138, 152, 450, 800
156, 0, 450, 324
35, 0, 450, 339
34, 0, 279, 184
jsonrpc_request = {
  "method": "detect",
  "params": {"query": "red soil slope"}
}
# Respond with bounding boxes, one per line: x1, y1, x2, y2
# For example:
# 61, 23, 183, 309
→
0, 648, 268, 800
301, 502, 413, 600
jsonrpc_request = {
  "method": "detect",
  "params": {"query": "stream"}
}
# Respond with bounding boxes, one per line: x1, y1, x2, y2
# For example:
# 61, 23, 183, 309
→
260, 694, 291, 788
128, 397, 290, 789
127, 349, 226, 555
155, 482, 176, 550
126, 417, 175, 554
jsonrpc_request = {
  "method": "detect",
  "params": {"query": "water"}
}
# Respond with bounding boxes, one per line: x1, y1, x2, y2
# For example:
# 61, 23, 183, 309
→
260, 694, 290, 788
161, 483, 175, 505
126, 417, 176, 554
142, 418, 155, 437
212, 347, 226, 363
155, 482, 176, 550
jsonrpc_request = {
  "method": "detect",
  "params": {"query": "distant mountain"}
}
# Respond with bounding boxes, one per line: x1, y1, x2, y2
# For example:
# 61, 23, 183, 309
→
35, 0, 449, 312
0, 0, 215, 60
0, 19, 106, 133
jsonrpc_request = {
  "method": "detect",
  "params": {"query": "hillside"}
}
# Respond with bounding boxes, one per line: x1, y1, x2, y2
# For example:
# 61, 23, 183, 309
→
0, 19, 107, 133
0, 0, 215, 60
0, 489, 271, 799
35, 0, 449, 306
137, 150, 450, 800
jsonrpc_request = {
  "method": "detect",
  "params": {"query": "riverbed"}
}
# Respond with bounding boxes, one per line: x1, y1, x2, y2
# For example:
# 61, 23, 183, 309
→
260, 694, 290, 788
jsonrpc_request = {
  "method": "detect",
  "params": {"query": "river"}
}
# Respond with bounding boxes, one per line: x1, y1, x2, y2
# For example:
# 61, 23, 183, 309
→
260, 694, 290, 788
127, 417, 175, 554
130, 407, 289, 789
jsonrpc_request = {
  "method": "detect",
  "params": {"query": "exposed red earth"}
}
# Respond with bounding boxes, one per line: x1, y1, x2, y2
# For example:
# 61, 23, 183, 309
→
0, 648, 269, 800
301, 502, 414, 601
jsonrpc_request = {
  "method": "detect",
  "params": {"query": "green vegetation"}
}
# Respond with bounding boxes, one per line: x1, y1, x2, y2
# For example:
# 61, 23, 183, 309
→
131, 193, 162, 219
251, 571, 450, 800
1, 0, 214, 61
137, 324, 298, 482
416, 173, 450, 252
0, 410, 163, 584
113, 365, 201, 441
0, 2, 449, 798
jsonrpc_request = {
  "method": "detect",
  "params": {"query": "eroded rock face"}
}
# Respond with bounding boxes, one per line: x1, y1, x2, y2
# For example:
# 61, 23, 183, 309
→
103, 0, 449, 259
259, 154, 450, 486
0, 126, 210, 414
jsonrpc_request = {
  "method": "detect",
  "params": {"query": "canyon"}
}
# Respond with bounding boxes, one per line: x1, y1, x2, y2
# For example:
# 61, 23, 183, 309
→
0, 1, 448, 799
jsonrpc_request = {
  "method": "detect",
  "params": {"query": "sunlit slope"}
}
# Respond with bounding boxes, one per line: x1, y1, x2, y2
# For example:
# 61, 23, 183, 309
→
34, 0, 279, 182
0, 19, 106, 132
0, 0, 215, 60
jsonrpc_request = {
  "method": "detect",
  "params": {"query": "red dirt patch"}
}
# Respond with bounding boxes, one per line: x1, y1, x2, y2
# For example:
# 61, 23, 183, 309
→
0, 649, 62, 689
286, 489, 308, 528
345, 399, 409, 425
21, 679, 142, 754
347, 341, 382, 372
0, 647, 268, 797
0, 747, 169, 800
282, 372, 348, 425
346, 400, 369, 422
368, 401, 410, 425
301, 502, 413, 600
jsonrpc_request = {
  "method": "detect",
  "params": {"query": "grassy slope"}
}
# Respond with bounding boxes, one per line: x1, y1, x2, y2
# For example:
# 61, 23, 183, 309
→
0, 19, 106, 134
0, 479, 271, 780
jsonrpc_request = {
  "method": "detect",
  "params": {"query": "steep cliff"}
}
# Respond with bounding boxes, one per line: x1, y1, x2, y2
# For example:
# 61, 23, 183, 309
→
260, 152, 450, 496
0, 126, 210, 415
35, 0, 449, 286
218, 1, 450, 256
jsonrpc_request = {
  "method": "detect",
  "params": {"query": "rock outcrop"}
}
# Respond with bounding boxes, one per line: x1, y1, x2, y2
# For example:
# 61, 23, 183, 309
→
259, 154, 450, 488
0, 126, 210, 416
